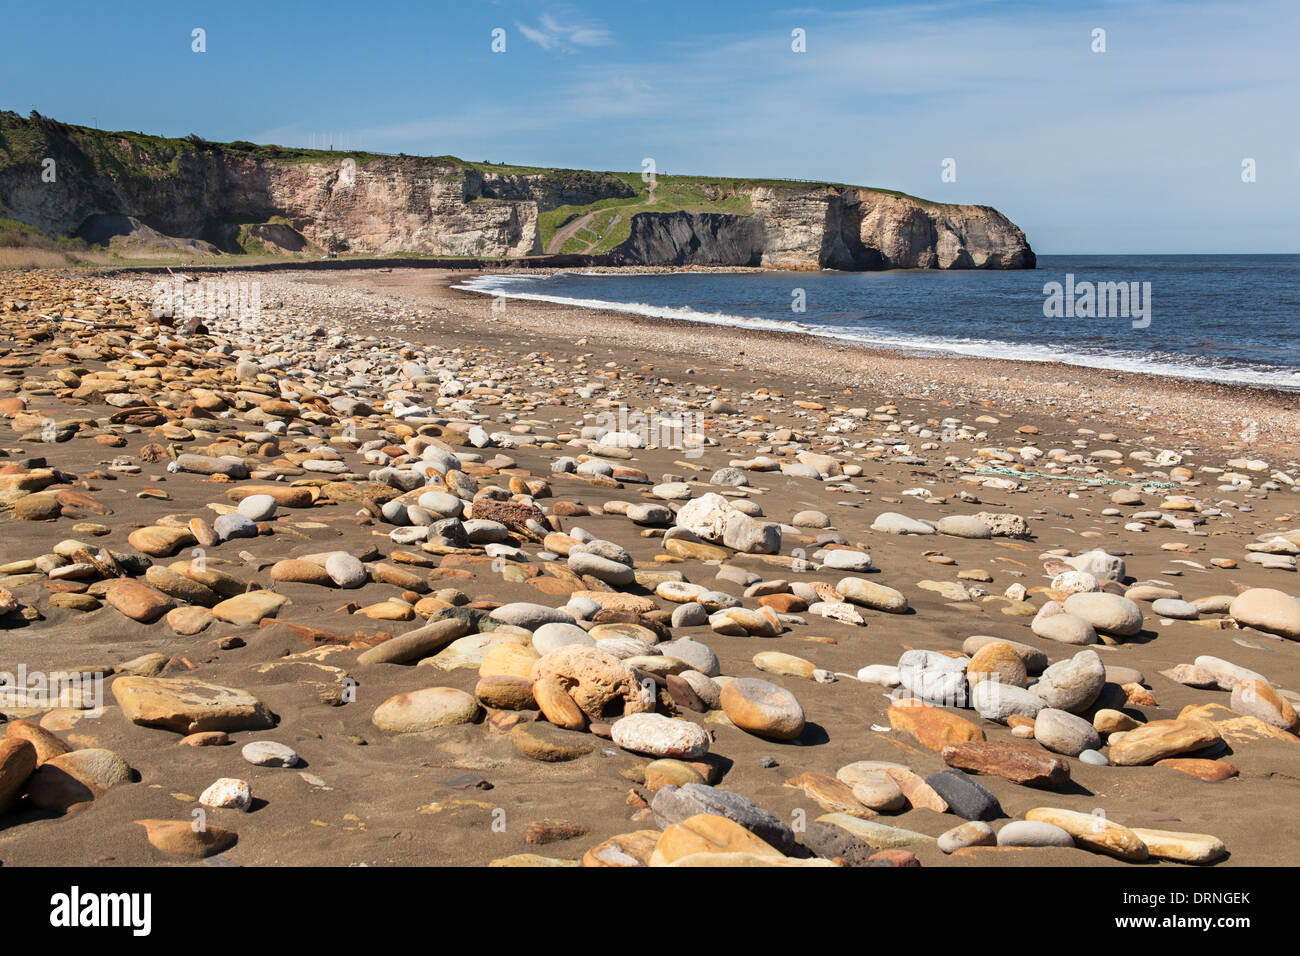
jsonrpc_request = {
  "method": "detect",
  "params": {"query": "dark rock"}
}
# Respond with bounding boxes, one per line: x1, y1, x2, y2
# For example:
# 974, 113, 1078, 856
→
925, 769, 1003, 821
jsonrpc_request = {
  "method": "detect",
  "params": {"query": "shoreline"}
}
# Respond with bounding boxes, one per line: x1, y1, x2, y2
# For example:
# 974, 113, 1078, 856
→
253, 266, 1299, 461
449, 269, 1300, 396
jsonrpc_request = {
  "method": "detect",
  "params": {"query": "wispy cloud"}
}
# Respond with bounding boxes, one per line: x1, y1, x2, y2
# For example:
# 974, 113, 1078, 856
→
516, 13, 612, 53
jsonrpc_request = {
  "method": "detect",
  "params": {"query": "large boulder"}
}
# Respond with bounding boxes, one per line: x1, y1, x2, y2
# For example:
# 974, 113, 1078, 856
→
530, 645, 655, 721
1229, 588, 1300, 641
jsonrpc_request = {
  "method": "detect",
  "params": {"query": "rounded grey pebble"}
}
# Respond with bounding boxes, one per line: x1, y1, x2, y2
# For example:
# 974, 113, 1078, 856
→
1079, 749, 1110, 766
671, 602, 709, 628
241, 741, 300, 767
997, 820, 1076, 848
213, 513, 258, 541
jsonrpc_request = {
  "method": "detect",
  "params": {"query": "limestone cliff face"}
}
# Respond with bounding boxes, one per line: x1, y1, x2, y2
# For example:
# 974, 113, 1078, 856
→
0, 114, 1032, 268
739, 186, 1035, 270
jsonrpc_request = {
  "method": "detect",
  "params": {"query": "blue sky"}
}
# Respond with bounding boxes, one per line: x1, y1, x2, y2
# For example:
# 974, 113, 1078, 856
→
2, 0, 1296, 253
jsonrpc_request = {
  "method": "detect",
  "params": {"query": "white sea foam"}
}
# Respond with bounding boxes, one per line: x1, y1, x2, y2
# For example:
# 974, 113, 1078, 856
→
455, 274, 1300, 390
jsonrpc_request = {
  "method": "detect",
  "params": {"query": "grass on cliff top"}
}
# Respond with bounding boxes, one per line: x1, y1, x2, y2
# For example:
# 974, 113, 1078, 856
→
537, 180, 756, 252
4, 110, 952, 206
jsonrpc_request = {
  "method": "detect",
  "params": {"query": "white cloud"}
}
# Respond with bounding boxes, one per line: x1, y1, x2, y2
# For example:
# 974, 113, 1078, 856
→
516, 13, 612, 53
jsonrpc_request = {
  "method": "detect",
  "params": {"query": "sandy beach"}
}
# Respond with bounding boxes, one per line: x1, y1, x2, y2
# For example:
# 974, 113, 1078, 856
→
0, 266, 1297, 868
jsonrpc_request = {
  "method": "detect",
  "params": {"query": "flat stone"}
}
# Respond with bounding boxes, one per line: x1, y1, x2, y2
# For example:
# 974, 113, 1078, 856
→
211, 590, 289, 626
753, 651, 817, 681
511, 722, 597, 762
785, 772, 876, 819
166, 605, 214, 635
1155, 758, 1238, 782
941, 740, 1070, 788
1108, 718, 1220, 766
1129, 827, 1227, 864
1152, 598, 1199, 620
175, 454, 248, 479
112, 676, 275, 734
887, 699, 985, 750
581, 830, 660, 867
822, 549, 872, 571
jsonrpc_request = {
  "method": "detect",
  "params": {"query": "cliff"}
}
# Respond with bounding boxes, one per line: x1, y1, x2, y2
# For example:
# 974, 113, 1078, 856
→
0, 111, 1033, 269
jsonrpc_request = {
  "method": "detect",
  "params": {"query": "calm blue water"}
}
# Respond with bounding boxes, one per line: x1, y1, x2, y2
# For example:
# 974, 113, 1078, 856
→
456, 255, 1300, 390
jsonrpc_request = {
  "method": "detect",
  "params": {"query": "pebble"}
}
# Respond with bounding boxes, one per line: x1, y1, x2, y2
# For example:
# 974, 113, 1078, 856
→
719, 677, 806, 740
997, 820, 1076, 848
236, 494, 277, 521
925, 769, 1002, 821
611, 713, 710, 759
200, 777, 253, 811
1062, 592, 1144, 637
1030, 649, 1106, 714
241, 741, 300, 767
325, 552, 367, 589
371, 688, 482, 732
938, 820, 996, 853
1033, 708, 1102, 757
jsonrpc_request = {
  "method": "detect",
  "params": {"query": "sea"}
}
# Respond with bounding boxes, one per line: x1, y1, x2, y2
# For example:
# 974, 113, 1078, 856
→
454, 255, 1300, 391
